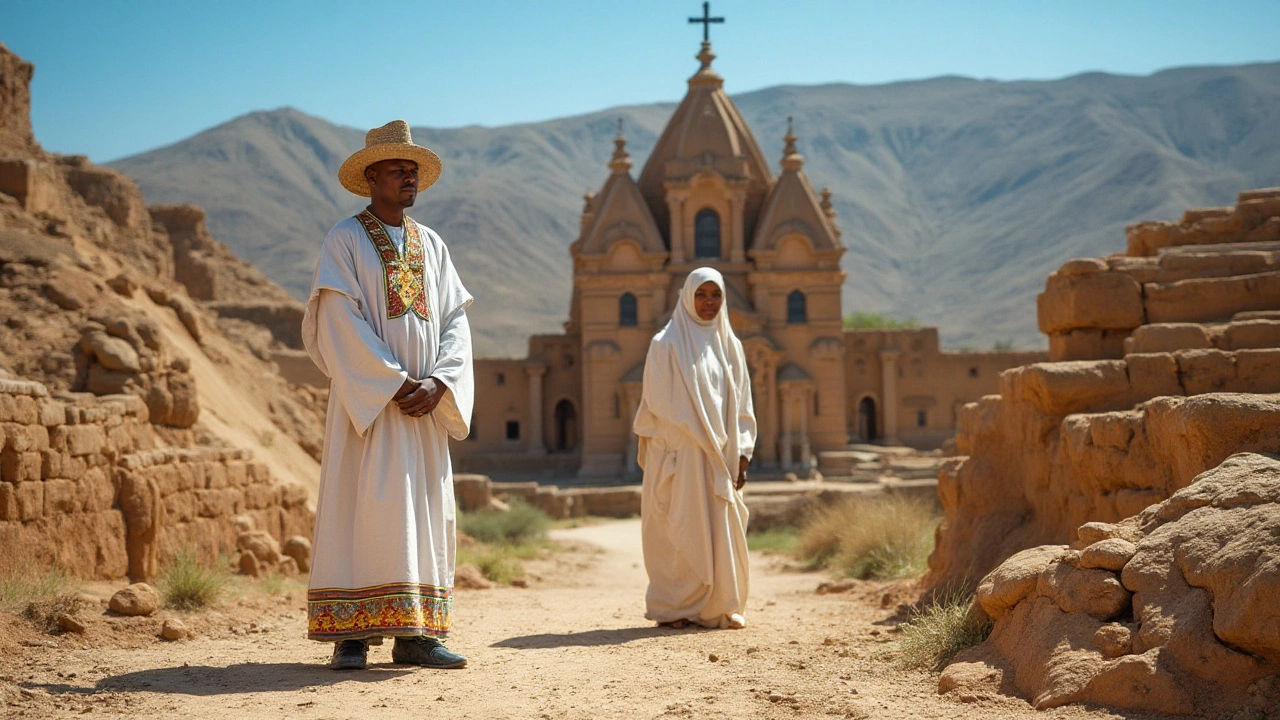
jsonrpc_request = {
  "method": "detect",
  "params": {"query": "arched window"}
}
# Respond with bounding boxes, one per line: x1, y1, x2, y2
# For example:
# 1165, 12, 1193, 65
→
619, 292, 638, 327
694, 208, 720, 259
787, 290, 807, 323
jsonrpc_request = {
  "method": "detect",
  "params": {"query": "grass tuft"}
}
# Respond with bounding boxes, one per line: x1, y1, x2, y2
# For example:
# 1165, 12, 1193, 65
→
795, 493, 939, 580
459, 498, 549, 545
161, 547, 228, 611
0, 566, 77, 615
457, 546, 525, 585
747, 528, 800, 554
896, 590, 993, 670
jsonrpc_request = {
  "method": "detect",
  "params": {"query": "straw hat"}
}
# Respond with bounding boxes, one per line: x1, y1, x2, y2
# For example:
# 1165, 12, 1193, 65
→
338, 120, 442, 196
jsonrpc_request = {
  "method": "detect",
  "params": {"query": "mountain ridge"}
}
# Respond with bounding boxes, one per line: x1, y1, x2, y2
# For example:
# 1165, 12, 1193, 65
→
110, 61, 1280, 355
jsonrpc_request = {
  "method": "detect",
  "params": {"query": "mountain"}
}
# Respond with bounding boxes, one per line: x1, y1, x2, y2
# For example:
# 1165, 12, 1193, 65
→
110, 62, 1280, 356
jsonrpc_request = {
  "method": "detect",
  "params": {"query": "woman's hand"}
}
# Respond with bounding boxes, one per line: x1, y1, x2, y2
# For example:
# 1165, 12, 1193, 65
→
393, 377, 446, 418
735, 456, 749, 490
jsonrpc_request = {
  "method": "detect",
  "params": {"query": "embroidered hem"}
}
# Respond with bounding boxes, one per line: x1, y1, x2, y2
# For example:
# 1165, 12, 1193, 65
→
355, 210, 431, 321
308, 582, 452, 641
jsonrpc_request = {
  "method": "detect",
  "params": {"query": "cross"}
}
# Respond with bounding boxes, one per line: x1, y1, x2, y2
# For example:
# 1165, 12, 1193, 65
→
688, 2, 724, 42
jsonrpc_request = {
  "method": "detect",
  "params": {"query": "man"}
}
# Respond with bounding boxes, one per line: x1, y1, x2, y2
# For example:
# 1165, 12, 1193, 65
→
302, 120, 474, 671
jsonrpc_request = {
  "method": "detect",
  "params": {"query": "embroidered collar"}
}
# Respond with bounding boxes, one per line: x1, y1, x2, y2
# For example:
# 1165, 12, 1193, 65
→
356, 209, 430, 321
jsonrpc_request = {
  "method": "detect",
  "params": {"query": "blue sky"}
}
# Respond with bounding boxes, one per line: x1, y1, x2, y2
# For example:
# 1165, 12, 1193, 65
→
2, 0, 1277, 162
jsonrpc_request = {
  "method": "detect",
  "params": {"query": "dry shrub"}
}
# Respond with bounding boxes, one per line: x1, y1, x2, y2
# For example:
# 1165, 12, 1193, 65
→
161, 547, 227, 611
796, 493, 938, 579
459, 498, 549, 545
896, 590, 993, 670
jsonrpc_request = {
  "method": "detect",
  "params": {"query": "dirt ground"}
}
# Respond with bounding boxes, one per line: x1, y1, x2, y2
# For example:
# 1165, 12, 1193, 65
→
1, 519, 1176, 720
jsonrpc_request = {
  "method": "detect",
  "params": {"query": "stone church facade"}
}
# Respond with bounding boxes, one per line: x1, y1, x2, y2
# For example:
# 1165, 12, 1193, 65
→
452, 42, 1043, 478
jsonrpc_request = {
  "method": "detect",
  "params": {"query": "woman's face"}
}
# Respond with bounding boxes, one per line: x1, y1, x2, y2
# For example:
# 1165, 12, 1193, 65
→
694, 281, 723, 321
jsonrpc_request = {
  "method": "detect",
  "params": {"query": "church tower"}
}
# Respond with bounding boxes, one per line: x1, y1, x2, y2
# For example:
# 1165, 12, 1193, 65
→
570, 31, 848, 477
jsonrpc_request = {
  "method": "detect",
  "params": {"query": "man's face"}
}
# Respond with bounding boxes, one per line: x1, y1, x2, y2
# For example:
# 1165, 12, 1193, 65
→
366, 159, 419, 208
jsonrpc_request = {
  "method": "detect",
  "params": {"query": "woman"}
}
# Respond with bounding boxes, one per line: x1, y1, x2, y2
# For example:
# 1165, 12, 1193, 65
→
633, 267, 757, 629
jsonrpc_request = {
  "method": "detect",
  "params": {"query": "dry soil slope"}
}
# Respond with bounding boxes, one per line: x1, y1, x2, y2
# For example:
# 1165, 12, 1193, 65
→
111, 62, 1280, 356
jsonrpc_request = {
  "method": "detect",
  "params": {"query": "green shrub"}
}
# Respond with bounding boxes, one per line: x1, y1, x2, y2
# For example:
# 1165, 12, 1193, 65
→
161, 547, 227, 611
747, 528, 799, 553
843, 312, 920, 329
795, 493, 938, 579
457, 545, 524, 585
896, 591, 993, 670
459, 498, 549, 545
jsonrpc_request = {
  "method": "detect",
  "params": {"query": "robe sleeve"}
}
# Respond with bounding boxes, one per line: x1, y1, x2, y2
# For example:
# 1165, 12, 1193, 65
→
302, 227, 408, 436
422, 223, 475, 441
731, 337, 757, 461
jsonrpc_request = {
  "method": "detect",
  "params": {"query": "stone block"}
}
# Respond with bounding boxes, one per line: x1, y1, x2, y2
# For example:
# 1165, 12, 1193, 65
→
243, 484, 275, 510
79, 468, 114, 512
2, 423, 48, 452
194, 488, 230, 518
36, 399, 64, 427
164, 491, 197, 523
14, 480, 42, 521
205, 463, 227, 489
1234, 349, 1280, 394
280, 482, 308, 508
1126, 221, 1177, 256
1180, 207, 1232, 224
43, 479, 76, 515
1048, 328, 1130, 362
1222, 320, 1280, 350
1175, 349, 1237, 396
1145, 271, 1280, 324
1002, 361, 1131, 417
1038, 271, 1145, 334
1123, 353, 1183, 401
225, 461, 247, 487
453, 474, 493, 512
62, 424, 105, 457
0, 482, 16, 521
247, 461, 271, 484
1126, 323, 1212, 354
1, 450, 41, 483
0, 394, 39, 424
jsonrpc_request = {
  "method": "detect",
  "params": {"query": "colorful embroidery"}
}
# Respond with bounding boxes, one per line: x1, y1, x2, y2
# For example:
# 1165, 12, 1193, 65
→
308, 582, 452, 640
355, 210, 431, 321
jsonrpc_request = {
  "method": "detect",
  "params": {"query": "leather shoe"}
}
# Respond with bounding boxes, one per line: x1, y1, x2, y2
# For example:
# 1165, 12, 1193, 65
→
330, 639, 368, 670
391, 636, 467, 669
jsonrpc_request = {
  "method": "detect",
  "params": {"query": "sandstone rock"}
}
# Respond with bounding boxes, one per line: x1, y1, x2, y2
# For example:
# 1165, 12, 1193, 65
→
281, 535, 311, 573
976, 545, 1065, 620
167, 295, 201, 342
106, 274, 136, 297
236, 530, 280, 564
278, 556, 299, 576
160, 618, 188, 641
109, 583, 160, 616
238, 551, 261, 577
945, 452, 1280, 716
1091, 623, 1132, 659
454, 563, 492, 590
56, 613, 85, 634
1078, 538, 1136, 571
83, 330, 140, 373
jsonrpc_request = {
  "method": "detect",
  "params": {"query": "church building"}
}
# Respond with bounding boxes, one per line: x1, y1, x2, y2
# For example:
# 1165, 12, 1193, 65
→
452, 39, 1043, 479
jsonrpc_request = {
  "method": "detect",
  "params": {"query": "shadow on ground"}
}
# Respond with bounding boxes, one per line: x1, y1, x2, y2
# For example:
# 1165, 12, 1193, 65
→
29, 662, 413, 696
493, 625, 711, 649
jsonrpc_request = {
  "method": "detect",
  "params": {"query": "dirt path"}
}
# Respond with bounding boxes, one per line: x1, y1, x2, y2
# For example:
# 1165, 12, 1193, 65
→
2, 520, 1146, 720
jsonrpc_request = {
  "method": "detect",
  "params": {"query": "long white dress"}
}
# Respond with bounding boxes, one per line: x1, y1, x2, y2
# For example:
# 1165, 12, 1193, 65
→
301, 210, 473, 642
633, 267, 757, 629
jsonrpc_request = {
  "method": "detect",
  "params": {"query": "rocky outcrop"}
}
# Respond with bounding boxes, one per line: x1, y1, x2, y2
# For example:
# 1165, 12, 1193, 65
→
0, 43, 37, 157
940, 452, 1280, 716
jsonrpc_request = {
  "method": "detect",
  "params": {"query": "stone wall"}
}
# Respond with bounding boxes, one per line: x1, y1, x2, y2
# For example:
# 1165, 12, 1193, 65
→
930, 188, 1280, 592
0, 378, 311, 581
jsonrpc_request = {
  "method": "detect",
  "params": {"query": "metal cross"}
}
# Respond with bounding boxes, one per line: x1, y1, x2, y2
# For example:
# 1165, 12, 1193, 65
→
688, 2, 724, 42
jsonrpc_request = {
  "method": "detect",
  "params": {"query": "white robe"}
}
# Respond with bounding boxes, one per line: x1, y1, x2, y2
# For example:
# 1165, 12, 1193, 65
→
633, 268, 756, 628
301, 211, 473, 642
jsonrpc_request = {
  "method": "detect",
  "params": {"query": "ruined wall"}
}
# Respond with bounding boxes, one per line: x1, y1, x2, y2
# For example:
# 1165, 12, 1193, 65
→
0, 378, 311, 581
929, 189, 1280, 592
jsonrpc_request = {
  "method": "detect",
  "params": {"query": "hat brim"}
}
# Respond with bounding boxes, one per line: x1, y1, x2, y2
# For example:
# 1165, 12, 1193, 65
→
338, 143, 443, 197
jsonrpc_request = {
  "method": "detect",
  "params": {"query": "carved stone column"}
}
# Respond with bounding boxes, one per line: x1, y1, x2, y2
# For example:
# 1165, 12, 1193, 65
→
729, 191, 746, 263
666, 194, 686, 263
525, 363, 547, 455
799, 391, 812, 468
781, 390, 794, 471
878, 349, 901, 446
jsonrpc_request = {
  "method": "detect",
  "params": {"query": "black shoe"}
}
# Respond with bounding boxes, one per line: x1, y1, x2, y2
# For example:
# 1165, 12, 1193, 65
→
391, 636, 467, 669
330, 639, 368, 670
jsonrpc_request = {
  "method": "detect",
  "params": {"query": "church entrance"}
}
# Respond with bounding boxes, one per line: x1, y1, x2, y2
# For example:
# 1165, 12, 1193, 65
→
554, 399, 578, 452
858, 396, 877, 442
